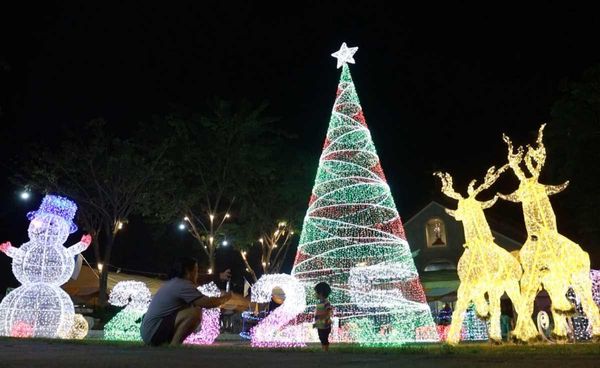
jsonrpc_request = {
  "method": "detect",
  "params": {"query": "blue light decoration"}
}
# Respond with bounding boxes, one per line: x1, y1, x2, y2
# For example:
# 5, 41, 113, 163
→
240, 311, 267, 340
27, 194, 79, 233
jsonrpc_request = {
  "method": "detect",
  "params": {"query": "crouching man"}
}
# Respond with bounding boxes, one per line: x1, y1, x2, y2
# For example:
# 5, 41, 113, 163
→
141, 257, 232, 346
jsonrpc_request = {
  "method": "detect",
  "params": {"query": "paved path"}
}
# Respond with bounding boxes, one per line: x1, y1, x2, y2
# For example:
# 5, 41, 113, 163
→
1, 339, 598, 368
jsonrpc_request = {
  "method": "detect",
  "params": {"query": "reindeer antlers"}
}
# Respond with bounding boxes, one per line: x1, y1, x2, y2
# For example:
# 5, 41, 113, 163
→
434, 171, 463, 200
503, 132, 527, 180
524, 124, 547, 178
503, 124, 547, 179
435, 165, 507, 200
467, 164, 509, 196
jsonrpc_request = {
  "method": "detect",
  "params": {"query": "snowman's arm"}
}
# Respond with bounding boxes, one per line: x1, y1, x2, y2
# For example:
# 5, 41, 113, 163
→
67, 241, 89, 256
6, 246, 24, 259
0, 242, 24, 259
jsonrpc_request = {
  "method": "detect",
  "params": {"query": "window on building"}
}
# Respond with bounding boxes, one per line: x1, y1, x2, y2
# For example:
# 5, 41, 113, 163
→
426, 218, 447, 248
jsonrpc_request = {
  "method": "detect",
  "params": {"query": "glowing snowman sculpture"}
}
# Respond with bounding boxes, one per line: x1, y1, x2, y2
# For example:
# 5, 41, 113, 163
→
0, 195, 91, 338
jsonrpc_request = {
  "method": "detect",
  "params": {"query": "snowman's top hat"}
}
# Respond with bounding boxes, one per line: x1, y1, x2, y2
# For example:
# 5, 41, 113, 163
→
27, 194, 78, 233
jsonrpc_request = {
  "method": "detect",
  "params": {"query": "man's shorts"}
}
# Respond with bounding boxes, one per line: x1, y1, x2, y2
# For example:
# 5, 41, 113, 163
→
149, 311, 178, 346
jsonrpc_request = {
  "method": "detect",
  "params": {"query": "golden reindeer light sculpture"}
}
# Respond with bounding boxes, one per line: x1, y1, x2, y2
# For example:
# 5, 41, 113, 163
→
500, 124, 600, 341
435, 165, 524, 344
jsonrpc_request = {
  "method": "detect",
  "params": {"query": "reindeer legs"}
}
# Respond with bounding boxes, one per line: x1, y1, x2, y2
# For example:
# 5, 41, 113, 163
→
447, 286, 470, 345
513, 270, 540, 342
488, 290, 502, 343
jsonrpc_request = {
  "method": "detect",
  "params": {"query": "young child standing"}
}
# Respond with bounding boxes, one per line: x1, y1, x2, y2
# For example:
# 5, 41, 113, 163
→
313, 282, 333, 351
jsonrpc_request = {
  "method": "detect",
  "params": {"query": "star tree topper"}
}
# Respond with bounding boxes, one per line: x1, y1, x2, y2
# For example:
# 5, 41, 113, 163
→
331, 42, 358, 69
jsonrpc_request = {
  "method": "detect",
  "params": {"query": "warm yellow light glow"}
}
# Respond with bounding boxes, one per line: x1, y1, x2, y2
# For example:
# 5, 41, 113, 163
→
500, 124, 600, 340
274, 230, 279, 236
117, 221, 123, 230
435, 165, 525, 344
208, 268, 213, 275
279, 222, 286, 227
209, 236, 214, 244
225, 213, 230, 219
209, 214, 215, 221
64, 313, 88, 339
184, 216, 190, 221
259, 238, 264, 244
97, 263, 104, 272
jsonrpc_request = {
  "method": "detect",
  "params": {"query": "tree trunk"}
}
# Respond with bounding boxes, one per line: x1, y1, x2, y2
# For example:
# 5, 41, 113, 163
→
98, 267, 109, 307
97, 224, 116, 306
209, 253, 216, 273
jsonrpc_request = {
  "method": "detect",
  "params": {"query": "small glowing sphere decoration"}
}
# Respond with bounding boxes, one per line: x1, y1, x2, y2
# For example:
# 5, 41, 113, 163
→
66, 314, 89, 339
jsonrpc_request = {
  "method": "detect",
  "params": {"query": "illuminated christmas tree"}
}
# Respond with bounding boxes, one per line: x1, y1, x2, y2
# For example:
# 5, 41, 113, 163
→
291, 43, 437, 345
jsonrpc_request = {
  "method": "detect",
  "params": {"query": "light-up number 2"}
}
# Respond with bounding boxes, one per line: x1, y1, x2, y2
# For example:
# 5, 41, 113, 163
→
250, 274, 306, 348
104, 280, 151, 341
184, 282, 222, 345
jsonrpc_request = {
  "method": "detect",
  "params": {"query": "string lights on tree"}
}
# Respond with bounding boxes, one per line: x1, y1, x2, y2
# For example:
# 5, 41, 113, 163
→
181, 207, 233, 272
500, 124, 600, 341
291, 43, 437, 345
0, 195, 90, 338
240, 221, 296, 282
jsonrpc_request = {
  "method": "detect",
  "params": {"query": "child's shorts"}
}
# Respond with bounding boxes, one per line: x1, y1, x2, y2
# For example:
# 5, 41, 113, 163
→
318, 327, 331, 345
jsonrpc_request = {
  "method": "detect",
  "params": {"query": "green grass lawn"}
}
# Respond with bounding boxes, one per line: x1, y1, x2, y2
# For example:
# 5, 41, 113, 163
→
3, 336, 598, 356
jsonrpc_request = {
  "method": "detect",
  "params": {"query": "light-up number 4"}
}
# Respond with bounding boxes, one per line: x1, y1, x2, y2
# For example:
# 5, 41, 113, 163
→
250, 274, 306, 348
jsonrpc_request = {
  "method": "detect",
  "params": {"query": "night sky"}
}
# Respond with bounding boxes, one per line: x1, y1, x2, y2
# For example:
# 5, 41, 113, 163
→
1, 2, 600, 288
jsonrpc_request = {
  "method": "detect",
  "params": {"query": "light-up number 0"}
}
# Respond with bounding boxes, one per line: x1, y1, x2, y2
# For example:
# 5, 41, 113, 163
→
184, 282, 222, 345
250, 274, 306, 347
